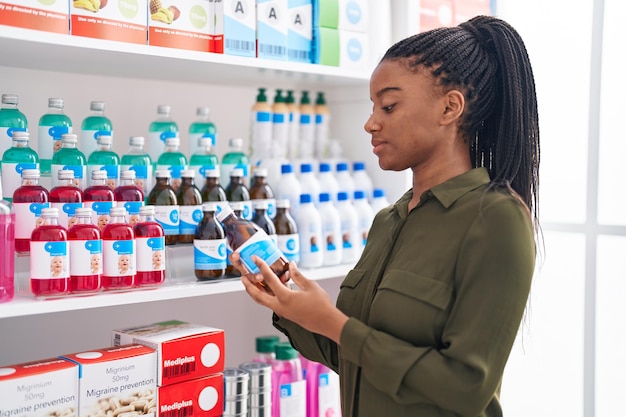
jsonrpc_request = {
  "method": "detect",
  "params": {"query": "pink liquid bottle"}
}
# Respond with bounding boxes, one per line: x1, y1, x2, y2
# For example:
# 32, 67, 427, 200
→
30, 207, 69, 297
49, 169, 84, 230
272, 342, 306, 417
101, 206, 135, 290
84, 169, 115, 232
301, 356, 341, 417
114, 169, 144, 228
254, 335, 280, 363
67, 207, 102, 294
133, 205, 165, 288
12, 168, 50, 254
0, 200, 15, 303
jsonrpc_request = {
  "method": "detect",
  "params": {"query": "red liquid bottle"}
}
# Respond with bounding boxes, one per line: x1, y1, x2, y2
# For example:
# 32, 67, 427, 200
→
114, 170, 144, 228
12, 168, 50, 254
68, 207, 102, 294
133, 205, 166, 287
102, 206, 135, 290
49, 169, 84, 230
84, 169, 116, 232
30, 207, 69, 297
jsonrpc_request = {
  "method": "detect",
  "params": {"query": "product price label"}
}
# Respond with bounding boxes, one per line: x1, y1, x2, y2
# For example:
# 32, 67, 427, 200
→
70, 239, 103, 276
136, 237, 165, 272
179, 205, 203, 234
1, 162, 38, 200
194, 239, 227, 270
31, 241, 70, 279
12, 202, 50, 239
279, 379, 306, 417
277, 233, 300, 262
235, 230, 282, 274
154, 205, 180, 236
103, 240, 136, 277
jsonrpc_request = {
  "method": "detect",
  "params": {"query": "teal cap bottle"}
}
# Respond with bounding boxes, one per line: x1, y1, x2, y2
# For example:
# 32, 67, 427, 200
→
81, 101, 113, 158
1, 130, 39, 202
120, 136, 153, 200
0, 94, 28, 162
38, 98, 72, 175
51, 134, 86, 190
87, 134, 120, 190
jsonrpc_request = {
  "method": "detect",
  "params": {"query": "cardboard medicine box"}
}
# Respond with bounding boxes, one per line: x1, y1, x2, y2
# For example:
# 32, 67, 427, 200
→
0, 0, 69, 34
158, 373, 224, 417
112, 320, 225, 386
287, 0, 312, 63
218, 0, 256, 57
60, 344, 157, 417
257, 0, 288, 60
0, 358, 79, 417
313, 26, 368, 68
70, 0, 148, 44
148, 0, 211, 52
313, 0, 368, 33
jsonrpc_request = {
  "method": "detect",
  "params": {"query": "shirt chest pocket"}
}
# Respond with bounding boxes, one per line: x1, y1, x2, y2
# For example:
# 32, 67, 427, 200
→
369, 270, 453, 347
336, 269, 367, 317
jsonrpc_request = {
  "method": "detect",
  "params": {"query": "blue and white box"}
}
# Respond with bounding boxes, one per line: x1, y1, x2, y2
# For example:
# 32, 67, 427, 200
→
258, 0, 288, 60
288, 0, 312, 62
313, 0, 368, 33
222, 0, 256, 57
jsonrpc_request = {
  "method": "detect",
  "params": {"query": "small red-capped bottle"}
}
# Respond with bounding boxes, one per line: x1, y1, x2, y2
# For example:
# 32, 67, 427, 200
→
68, 207, 102, 294
30, 207, 69, 297
12, 168, 50, 254
133, 205, 166, 288
49, 169, 84, 230
84, 169, 116, 232
102, 206, 135, 291
114, 170, 144, 228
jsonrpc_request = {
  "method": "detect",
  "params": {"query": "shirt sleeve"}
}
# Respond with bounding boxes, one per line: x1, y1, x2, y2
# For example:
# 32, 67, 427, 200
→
339, 197, 535, 416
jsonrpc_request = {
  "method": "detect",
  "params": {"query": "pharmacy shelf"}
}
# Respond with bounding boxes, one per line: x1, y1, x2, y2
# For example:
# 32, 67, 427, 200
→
0, 26, 371, 88
0, 256, 351, 319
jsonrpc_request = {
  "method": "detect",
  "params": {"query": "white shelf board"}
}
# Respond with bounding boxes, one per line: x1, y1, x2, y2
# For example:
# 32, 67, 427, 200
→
0, 263, 350, 319
0, 26, 372, 88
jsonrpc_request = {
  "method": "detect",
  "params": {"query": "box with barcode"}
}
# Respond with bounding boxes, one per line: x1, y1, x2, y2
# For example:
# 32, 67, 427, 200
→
257, 0, 288, 60
112, 320, 225, 386
288, 0, 312, 63
220, 0, 255, 57
158, 373, 223, 417
0, 358, 78, 417
60, 344, 157, 417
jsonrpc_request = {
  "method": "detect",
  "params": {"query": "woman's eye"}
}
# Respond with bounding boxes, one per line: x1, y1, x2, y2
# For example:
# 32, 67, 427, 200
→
382, 104, 395, 112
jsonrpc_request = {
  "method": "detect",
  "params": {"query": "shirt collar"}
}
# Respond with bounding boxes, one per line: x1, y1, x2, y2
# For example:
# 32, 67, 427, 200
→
395, 168, 491, 215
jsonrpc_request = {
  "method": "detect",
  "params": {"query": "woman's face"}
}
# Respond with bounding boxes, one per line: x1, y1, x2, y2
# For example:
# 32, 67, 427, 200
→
364, 60, 453, 172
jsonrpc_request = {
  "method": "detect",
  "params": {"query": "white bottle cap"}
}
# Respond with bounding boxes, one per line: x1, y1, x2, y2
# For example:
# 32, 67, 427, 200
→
216, 204, 234, 222
61, 134, 78, 144
2, 94, 18, 105
90, 101, 105, 111
205, 168, 220, 178
275, 199, 290, 208
252, 200, 269, 210
165, 137, 180, 147
139, 206, 155, 216
197, 106, 210, 117
96, 135, 112, 145
58, 169, 76, 180
75, 207, 94, 217
21, 169, 40, 179
202, 202, 218, 212
157, 105, 171, 115
230, 168, 244, 178
109, 207, 127, 217
120, 170, 136, 180
253, 168, 268, 177
11, 131, 29, 141
129, 136, 145, 146
41, 208, 60, 218
156, 170, 171, 178
229, 201, 244, 212
48, 98, 64, 109
91, 170, 107, 180
181, 169, 195, 178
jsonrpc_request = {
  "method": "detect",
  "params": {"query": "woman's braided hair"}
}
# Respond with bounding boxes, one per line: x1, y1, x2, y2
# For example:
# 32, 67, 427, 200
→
382, 15, 540, 224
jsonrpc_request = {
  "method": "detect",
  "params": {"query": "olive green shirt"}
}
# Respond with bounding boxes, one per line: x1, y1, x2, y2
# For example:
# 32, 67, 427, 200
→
274, 168, 535, 417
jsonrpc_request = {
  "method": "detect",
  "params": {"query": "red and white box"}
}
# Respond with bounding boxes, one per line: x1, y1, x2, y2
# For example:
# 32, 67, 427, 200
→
112, 320, 225, 386
0, 0, 69, 34
148, 0, 211, 52
60, 344, 158, 417
70, 0, 148, 44
0, 358, 79, 417
158, 373, 224, 417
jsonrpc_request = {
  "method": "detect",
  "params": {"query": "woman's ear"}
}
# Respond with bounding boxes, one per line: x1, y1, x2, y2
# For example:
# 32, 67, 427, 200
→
441, 90, 465, 125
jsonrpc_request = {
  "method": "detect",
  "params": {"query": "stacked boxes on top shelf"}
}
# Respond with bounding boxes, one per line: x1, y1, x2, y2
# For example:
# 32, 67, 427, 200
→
0, 0, 70, 34
70, 0, 148, 44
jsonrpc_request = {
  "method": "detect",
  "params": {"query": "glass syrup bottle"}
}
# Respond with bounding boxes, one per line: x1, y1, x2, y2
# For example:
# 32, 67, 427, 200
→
273, 199, 300, 263
249, 167, 276, 219
200, 167, 227, 204
51, 133, 86, 190
83, 169, 115, 232
86, 134, 120, 190
101, 206, 135, 290
12, 168, 50, 254
49, 169, 84, 230
120, 136, 153, 200
176, 169, 203, 244
30, 207, 69, 297
114, 170, 144, 228
194, 202, 226, 281
224, 167, 252, 220
147, 169, 179, 246
133, 205, 166, 288
1, 130, 38, 203
68, 207, 102, 294
252, 199, 277, 244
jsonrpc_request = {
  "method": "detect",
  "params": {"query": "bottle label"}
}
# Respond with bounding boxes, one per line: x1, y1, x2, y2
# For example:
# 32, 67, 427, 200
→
235, 230, 282, 274
1, 162, 38, 200
12, 202, 50, 239
122, 201, 144, 226
70, 239, 103, 276
279, 379, 306, 417
277, 233, 300, 262
30, 241, 69, 279
51, 164, 86, 190
194, 238, 227, 270
136, 236, 165, 272
103, 240, 136, 276
0, 127, 26, 156
51, 202, 83, 229
38, 125, 71, 161
179, 205, 203, 235
88, 164, 120, 188
86, 201, 115, 230
318, 371, 341, 417
241, 200, 253, 221
154, 205, 180, 236
252, 198, 276, 219
121, 164, 153, 196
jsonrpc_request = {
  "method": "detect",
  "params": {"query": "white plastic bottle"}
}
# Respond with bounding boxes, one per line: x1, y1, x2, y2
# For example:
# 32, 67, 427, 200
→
250, 88, 273, 167
353, 190, 374, 248
275, 163, 302, 216
298, 162, 321, 205
298, 91, 315, 159
317, 162, 339, 203
371, 188, 391, 213
352, 161, 374, 202
295, 193, 323, 268
317, 192, 342, 266
272, 89, 289, 159
285, 90, 300, 161
335, 162, 355, 201
337, 191, 361, 264
314, 91, 330, 160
